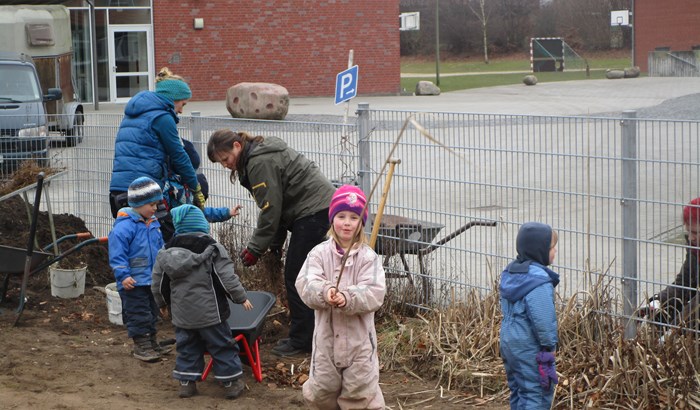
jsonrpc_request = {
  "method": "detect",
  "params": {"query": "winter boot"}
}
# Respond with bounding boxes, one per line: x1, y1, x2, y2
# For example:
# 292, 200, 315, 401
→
222, 378, 245, 399
179, 380, 197, 398
132, 335, 161, 362
150, 333, 173, 355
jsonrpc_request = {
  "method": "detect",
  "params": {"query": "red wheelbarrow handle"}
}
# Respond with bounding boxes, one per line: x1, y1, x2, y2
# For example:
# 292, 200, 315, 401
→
42, 232, 94, 253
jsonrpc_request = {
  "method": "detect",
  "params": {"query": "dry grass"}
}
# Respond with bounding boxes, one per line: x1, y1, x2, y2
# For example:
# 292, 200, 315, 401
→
218, 219, 700, 408
376, 272, 700, 409
216, 222, 286, 303
0, 160, 64, 197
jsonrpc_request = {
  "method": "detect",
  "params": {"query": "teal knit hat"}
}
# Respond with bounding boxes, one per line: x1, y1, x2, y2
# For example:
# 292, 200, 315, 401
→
156, 79, 192, 101
171, 204, 209, 234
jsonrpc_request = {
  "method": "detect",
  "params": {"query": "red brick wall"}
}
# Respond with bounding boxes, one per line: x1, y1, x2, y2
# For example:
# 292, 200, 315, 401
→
153, 0, 400, 101
634, 0, 700, 72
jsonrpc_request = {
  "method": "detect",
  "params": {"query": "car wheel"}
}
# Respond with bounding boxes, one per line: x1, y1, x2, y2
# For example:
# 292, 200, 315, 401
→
65, 110, 84, 147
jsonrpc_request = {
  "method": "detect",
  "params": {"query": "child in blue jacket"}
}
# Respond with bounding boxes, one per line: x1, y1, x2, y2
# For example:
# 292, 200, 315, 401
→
109, 176, 167, 362
163, 137, 241, 222
499, 222, 560, 409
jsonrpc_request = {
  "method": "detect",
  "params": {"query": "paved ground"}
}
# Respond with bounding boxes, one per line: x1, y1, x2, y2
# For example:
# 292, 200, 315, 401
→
85, 77, 700, 118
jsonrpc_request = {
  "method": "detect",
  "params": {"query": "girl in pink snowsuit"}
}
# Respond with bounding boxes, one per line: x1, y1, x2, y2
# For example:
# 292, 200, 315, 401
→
296, 185, 386, 409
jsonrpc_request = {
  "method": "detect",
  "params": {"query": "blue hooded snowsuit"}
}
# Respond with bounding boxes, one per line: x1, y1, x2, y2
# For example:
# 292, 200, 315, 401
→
499, 222, 560, 410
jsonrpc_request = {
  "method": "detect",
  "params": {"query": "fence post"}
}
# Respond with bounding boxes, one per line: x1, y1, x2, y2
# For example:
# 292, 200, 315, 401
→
190, 111, 203, 174
356, 103, 371, 196
621, 110, 638, 339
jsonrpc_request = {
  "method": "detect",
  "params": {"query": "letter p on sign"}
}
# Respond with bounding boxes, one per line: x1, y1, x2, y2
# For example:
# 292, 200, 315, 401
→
335, 65, 359, 105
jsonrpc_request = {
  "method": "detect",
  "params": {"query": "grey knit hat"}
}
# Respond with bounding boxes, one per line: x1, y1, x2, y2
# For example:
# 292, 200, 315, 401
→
128, 177, 163, 208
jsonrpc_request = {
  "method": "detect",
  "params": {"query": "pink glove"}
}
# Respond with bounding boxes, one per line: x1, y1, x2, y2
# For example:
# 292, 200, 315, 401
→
240, 248, 259, 267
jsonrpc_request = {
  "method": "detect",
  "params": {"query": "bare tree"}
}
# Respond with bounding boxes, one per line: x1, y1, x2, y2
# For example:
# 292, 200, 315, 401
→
468, 0, 492, 63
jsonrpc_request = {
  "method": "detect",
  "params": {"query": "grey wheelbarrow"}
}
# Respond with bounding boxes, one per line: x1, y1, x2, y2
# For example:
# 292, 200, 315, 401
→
371, 213, 496, 305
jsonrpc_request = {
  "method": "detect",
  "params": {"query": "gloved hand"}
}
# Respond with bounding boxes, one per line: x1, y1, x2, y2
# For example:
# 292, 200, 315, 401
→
193, 184, 206, 211
535, 351, 558, 391
240, 248, 259, 267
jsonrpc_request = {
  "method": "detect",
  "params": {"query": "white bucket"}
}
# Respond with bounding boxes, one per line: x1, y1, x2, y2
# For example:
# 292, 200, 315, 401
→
49, 266, 86, 299
105, 282, 123, 326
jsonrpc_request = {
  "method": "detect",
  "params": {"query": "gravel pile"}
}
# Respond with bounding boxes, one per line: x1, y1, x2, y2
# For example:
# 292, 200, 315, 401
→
605, 92, 700, 121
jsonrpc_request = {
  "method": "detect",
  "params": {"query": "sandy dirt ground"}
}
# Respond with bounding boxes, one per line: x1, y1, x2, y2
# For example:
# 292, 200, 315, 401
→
0, 194, 507, 409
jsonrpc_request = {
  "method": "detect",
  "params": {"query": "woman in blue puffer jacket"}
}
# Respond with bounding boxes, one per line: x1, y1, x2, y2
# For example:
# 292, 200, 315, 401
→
109, 67, 205, 241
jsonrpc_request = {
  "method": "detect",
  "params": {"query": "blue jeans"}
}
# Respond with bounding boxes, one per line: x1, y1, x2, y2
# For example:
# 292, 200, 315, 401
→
173, 321, 243, 383
119, 285, 158, 339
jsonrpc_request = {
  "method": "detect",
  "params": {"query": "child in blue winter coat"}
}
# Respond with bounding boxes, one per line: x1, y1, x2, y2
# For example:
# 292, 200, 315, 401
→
163, 137, 242, 223
108, 176, 167, 363
499, 222, 560, 409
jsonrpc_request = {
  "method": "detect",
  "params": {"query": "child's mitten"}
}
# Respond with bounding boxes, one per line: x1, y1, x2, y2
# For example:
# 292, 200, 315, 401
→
535, 351, 558, 390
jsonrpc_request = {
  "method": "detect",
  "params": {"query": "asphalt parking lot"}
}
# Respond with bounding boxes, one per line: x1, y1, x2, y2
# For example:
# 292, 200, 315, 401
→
86, 76, 700, 119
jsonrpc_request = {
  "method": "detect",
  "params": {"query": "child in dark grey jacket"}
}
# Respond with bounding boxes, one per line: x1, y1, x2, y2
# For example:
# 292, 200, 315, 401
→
152, 204, 252, 400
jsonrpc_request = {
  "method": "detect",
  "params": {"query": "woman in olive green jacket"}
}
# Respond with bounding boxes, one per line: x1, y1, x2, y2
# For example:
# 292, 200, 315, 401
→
207, 129, 336, 356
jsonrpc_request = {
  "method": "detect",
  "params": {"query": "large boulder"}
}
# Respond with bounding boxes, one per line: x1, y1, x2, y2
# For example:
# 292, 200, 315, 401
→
415, 81, 440, 96
523, 75, 538, 86
605, 69, 625, 79
624, 66, 641, 78
226, 82, 289, 120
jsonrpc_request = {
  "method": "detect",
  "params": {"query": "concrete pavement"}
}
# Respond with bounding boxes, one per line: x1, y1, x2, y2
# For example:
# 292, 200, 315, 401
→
85, 77, 700, 118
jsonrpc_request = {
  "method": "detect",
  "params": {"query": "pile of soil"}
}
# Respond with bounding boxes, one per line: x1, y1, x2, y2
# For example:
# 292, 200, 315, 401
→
0, 195, 112, 287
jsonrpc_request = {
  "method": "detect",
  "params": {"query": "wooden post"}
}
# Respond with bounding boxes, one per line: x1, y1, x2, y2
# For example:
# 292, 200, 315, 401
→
369, 158, 401, 249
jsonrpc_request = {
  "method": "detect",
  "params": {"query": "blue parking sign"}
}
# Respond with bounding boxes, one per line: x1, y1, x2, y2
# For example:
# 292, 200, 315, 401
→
335, 65, 359, 105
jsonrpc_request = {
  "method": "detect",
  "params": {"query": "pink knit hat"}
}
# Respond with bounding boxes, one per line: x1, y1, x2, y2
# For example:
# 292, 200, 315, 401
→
329, 185, 368, 224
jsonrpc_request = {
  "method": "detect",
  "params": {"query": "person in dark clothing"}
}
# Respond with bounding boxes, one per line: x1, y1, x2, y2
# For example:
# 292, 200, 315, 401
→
640, 197, 700, 330
207, 129, 335, 357
152, 204, 252, 399
164, 137, 241, 222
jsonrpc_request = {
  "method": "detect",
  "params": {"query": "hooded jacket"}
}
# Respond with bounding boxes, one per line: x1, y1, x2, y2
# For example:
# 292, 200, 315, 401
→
238, 136, 335, 256
108, 207, 164, 291
151, 233, 247, 329
499, 224, 559, 410
109, 90, 197, 193
499, 222, 560, 351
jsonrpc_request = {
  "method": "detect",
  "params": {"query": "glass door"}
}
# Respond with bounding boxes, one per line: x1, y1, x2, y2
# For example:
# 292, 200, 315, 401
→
108, 25, 152, 102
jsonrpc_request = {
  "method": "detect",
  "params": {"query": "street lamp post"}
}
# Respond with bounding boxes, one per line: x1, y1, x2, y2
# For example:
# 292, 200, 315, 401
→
435, 0, 440, 86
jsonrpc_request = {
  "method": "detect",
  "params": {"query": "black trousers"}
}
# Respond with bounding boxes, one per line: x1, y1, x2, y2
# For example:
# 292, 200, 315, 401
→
119, 285, 159, 339
285, 208, 330, 350
109, 191, 175, 242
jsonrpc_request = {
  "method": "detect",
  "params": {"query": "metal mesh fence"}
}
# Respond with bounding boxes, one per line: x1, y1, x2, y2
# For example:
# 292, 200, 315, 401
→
7, 108, 700, 336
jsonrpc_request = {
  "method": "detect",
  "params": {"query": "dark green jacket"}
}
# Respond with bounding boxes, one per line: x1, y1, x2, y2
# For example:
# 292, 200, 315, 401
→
239, 136, 335, 256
